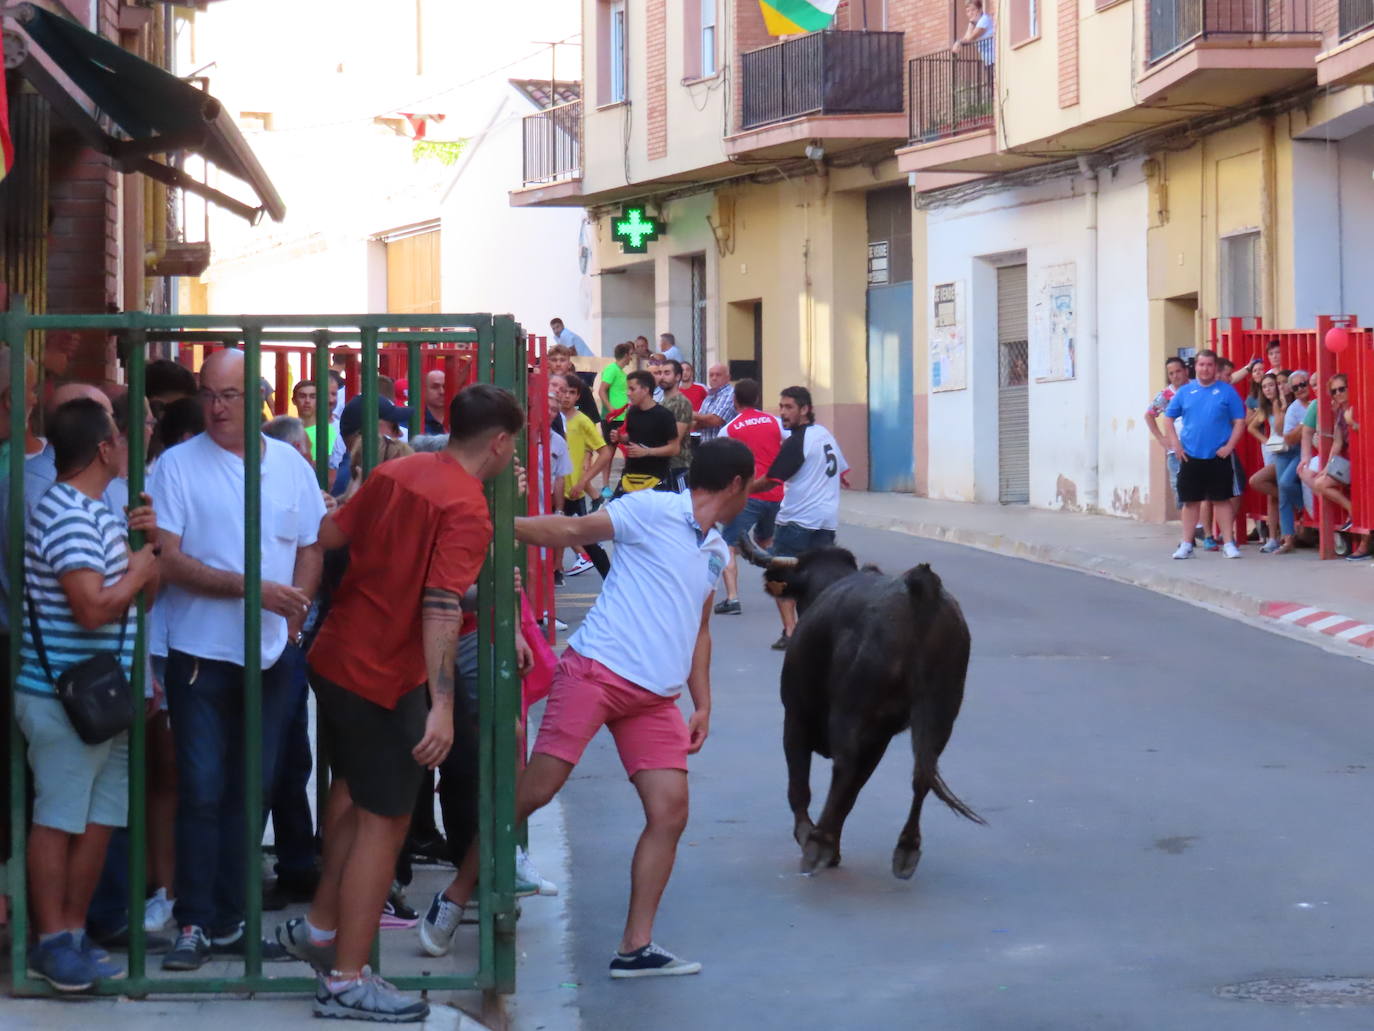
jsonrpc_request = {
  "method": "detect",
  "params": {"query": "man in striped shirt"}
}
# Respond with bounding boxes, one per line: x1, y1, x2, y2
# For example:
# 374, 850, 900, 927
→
16, 398, 159, 990
693, 364, 736, 443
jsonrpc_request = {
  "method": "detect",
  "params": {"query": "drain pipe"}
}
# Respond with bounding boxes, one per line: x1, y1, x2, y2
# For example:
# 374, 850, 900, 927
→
1077, 155, 1101, 512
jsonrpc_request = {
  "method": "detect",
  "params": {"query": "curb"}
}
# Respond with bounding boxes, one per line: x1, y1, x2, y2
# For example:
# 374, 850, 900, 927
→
841, 506, 1374, 664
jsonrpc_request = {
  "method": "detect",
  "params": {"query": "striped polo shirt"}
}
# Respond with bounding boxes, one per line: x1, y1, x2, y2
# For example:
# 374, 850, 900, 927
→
17, 482, 134, 698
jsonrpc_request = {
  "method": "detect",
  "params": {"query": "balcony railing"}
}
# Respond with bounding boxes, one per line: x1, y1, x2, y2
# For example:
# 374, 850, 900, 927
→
521, 100, 581, 187
1340, 0, 1374, 38
739, 30, 904, 131
1148, 0, 1314, 63
908, 48, 995, 145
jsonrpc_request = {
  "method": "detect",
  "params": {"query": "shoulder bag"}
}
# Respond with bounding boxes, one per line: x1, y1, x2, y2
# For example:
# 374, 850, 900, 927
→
25, 591, 134, 745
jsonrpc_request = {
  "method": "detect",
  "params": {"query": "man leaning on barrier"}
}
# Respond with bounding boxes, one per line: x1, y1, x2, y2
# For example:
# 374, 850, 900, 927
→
275, 383, 525, 1023
147, 348, 326, 971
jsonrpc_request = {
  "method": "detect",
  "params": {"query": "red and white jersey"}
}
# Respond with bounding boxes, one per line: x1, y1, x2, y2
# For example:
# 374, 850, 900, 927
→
720, 407, 786, 502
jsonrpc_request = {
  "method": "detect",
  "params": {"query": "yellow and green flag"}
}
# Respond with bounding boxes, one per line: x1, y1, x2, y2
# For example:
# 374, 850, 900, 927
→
759, 0, 840, 35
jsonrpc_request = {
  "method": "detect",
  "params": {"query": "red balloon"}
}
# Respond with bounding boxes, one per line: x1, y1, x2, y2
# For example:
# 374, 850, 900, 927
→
1326, 326, 1351, 353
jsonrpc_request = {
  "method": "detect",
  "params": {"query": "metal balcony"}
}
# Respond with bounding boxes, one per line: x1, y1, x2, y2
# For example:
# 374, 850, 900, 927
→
908, 48, 995, 144
521, 100, 581, 187
1148, 0, 1314, 63
739, 30, 904, 131
1341, 0, 1374, 38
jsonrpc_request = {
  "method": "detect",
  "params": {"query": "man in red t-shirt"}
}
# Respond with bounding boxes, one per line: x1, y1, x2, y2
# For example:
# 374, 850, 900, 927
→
679, 363, 707, 411
274, 384, 525, 1023
713, 378, 785, 614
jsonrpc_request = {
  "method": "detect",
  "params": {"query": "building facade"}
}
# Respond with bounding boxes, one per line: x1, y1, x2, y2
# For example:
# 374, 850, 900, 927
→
515, 0, 1374, 520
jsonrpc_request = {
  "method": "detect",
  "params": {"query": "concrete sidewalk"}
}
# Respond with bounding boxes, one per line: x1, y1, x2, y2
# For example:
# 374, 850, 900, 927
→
842, 493, 1374, 663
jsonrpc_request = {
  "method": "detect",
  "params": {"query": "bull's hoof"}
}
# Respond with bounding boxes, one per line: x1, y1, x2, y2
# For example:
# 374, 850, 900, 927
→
892, 844, 922, 880
800, 834, 839, 874
793, 818, 815, 850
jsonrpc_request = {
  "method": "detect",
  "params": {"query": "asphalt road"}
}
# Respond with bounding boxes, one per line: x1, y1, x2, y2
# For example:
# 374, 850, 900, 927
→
548, 521, 1374, 1030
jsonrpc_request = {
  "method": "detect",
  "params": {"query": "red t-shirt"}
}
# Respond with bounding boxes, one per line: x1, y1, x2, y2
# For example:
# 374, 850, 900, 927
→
681, 382, 707, 411
309, 451, 491, 709
720, 407, 785, 502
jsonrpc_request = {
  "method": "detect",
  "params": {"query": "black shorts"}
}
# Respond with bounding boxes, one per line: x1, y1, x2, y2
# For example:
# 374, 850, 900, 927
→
1177, 455, 1235, 504
310, 667, 427, 818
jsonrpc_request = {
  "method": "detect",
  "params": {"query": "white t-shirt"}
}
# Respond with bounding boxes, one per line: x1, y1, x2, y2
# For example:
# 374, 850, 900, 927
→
568, 489, 729, 697
772, 423, 849, 530
537, 431, 573, 514
149, 432, 326, 668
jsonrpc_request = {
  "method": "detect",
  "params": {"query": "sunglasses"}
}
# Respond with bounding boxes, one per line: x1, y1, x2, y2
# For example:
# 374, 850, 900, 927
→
1292, 381, 1309, 389
1331, 386, 1348, 396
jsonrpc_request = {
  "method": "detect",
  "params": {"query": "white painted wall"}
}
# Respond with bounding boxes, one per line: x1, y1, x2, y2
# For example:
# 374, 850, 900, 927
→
1291, 128, 1374, 328
923, 166, 1151, 515
439, 94, 589, 345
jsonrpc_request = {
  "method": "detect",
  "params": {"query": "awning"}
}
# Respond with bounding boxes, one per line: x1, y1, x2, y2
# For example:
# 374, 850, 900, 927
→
8, 2, 285, 224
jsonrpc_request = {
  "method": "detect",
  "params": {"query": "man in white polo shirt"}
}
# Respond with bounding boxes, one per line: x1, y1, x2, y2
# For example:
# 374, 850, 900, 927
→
149, 348, 325, 971
420, 438, 753, 979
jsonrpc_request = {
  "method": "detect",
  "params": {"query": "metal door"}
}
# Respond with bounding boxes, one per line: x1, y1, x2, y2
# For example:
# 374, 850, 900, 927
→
866, 281, 915, 491
997, 264, 1030, 504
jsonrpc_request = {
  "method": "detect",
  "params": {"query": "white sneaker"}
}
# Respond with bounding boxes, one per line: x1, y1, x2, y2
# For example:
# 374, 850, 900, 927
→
567, 557, 595, 576
418, 891, 463, 957
1222, 541, 1242, 559
144, 887, 173, 933
539, 616, 569, 633
515, 848, 559, 897
1172, 542, 1194, 560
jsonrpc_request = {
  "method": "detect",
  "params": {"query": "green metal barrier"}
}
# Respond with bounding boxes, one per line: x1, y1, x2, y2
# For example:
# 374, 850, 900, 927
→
4, 307, 525, 997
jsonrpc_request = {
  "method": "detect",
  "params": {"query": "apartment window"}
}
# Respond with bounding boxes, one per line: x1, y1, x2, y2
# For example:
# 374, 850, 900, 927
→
701, 0, 717, 77
1010, 0, 1039, 44
1220, 231, 1261, 320
610, 0, 628, 103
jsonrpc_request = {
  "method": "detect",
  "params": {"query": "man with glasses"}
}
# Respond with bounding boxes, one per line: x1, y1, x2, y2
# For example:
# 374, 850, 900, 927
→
1270, 369, 1312, 553
149, 348, 326, 970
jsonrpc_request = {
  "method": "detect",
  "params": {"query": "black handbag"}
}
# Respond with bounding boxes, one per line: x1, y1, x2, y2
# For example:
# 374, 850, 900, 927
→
25, 591, 135, 745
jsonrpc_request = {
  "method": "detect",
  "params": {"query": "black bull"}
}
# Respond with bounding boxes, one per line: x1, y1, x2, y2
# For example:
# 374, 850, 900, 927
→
738, 535, 985, 877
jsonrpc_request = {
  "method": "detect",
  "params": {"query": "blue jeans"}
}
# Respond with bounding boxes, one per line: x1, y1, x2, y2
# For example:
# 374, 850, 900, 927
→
721, 498, 780, 548
1166, 451, 1182, 510
269, 643, 315, 880
772, 522, 836, 558
1275, 447, 1303, 537
165, 650, 293, 934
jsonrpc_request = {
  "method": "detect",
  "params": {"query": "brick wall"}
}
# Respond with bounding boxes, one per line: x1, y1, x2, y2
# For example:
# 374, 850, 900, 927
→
647, 0, 668, 159
1057, 0, 1079, 108
731, 0, 773, 132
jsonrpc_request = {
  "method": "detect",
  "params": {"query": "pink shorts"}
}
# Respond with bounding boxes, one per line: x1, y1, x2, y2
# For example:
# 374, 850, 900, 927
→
533, 648, 690, 779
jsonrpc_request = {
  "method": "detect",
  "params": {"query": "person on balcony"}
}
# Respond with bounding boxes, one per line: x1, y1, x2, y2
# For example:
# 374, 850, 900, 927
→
952, 0, 995, 73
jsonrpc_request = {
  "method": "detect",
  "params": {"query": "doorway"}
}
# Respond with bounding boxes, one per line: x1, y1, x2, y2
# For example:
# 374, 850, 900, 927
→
996, 263, 1029, 504
865, 186, 915, 492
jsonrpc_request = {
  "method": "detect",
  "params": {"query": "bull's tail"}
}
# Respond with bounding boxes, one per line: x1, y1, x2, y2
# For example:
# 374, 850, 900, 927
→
922, 764, 987, 825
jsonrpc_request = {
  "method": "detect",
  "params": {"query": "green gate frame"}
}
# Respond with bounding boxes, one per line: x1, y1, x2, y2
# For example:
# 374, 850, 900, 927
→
4, 304, 525, 997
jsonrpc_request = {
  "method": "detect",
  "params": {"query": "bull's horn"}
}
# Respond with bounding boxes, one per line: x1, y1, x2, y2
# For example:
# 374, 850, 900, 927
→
737, 532, 801, 570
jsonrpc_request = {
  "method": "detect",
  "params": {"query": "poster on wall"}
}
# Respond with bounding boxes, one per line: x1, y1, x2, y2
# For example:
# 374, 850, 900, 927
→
930, 280, 966, 392
1033, 262, 1076, 382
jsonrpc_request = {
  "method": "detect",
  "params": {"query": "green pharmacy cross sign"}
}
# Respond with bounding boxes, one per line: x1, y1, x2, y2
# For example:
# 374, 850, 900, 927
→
612, 205, 664, 254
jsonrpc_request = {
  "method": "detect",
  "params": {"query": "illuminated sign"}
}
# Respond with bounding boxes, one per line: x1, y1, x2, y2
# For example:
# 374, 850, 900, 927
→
612, 205, 663, 254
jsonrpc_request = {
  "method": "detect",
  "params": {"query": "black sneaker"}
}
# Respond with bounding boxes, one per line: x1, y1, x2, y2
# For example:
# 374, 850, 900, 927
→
89, 923, 174, 954
210, 922, 293, 962
609, 942, 702, 979
404, 832, 450, 864
162, 925, 211, 971
380, 882, 419, 927
553, 570, 565, 587
770, 633, 790, 651
713, 598, 742, 615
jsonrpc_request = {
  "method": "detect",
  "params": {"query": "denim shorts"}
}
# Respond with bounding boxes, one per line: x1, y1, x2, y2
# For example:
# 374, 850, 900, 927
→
721, 497, 780, 547
14, 693, 128, 834
772, 522, 837, 558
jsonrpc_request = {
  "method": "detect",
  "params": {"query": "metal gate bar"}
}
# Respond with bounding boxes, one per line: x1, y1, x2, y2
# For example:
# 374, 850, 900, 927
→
5, 305, 525, 997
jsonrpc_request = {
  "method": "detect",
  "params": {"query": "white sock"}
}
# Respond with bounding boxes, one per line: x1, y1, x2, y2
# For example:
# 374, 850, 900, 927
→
306, 918, 336, 945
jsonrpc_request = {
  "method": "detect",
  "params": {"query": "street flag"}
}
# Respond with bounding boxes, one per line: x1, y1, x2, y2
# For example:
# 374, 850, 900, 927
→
0, 34, 13, 181
759, 0, 840, 35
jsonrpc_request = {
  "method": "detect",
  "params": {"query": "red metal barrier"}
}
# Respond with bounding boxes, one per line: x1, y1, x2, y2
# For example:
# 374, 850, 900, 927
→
1211, 316, 1371, 558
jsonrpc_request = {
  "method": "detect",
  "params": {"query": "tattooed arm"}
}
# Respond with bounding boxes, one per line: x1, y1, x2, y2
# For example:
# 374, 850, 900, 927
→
412, 586, 463, 769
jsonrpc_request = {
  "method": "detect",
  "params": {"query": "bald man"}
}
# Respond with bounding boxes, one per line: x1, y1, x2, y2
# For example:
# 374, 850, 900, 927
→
24, 381, 118, 519
148, 347, 327, 970
693, 364, 736, 443
423, 369, 446, 436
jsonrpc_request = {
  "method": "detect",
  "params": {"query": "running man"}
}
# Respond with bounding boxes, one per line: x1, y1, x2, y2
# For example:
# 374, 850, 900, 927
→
419, 438, 755, 978
601, 370, 680, 495
751, 386, 849, 649
713, 378, 784, 615
274, 384, 525, 1022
